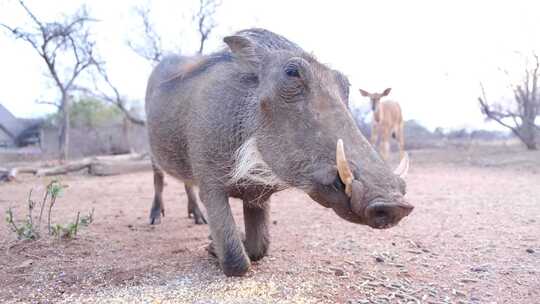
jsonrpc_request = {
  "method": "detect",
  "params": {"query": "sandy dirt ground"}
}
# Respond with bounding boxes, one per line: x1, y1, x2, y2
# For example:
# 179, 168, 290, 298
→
0, 145, 539, 304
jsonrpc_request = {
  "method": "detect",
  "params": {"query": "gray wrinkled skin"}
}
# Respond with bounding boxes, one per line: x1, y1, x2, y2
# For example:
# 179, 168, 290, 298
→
145, 28, 413, 277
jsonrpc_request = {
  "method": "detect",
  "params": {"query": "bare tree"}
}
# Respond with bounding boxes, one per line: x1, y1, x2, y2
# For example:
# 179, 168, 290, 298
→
478, 54, 540, 150
194, 0, 221, 54
1, 1, 97, 160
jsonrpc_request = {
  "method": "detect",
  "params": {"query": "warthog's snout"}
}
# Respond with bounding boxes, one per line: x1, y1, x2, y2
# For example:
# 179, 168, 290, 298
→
364, 201, 414, 229
335, 139, 414, 228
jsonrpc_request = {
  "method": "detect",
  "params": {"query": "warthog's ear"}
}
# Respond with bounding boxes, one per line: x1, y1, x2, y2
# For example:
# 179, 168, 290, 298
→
224, 35, 261, 72
359, 89, 370, 97
381, 88, 392, 97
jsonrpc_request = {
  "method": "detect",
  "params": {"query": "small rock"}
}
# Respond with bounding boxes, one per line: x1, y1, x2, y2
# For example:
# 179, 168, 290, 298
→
16, 259, 34, 268
470, 265, 489, 273
452, 289, 467, 297
330, 267, 345, 276
272, 220, 278, 225
375, 256, 384, 263
526, 248, 534, 254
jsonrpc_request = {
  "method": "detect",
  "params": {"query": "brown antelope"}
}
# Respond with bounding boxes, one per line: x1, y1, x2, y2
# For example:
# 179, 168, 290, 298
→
359, 88, 405, 161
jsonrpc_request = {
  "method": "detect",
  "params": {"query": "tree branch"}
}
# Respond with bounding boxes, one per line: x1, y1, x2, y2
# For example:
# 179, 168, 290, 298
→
75, 60, 146, 127
126, 5, 163, 64
194, 0, 221, 54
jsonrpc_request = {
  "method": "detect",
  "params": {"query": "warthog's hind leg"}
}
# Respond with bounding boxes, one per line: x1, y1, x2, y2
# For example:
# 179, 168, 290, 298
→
185, 183, 207, 225
149, 162, 165, 225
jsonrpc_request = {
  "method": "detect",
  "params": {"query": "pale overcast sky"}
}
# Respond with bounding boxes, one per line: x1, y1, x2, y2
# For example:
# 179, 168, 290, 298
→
1, 0, 539, 130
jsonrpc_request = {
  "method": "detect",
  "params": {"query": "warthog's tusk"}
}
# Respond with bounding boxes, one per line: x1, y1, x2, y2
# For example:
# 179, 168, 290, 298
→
393, 152, 410, 178
336, 139, 354, 197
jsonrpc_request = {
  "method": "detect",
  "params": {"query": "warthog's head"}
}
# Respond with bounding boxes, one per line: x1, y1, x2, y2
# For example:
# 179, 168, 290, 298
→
225, 31, 413, 229
359, 88, 392, 111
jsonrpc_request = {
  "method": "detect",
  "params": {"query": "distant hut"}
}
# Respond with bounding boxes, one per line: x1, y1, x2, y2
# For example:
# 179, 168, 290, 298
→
0, 104, 44, 148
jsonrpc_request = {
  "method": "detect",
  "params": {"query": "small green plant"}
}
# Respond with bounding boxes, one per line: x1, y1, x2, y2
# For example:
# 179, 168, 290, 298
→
5, 207, 39, 240
5, 180, 93, 241
46, 180, 67, 235
79, 208, 94, 227
50, 212, 80, 239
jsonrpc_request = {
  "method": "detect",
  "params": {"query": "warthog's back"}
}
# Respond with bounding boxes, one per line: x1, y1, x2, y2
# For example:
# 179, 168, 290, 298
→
145, 53, 234, 181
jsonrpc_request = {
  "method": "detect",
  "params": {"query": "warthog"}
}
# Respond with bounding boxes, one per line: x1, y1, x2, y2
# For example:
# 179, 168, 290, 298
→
145, 28, 413, 276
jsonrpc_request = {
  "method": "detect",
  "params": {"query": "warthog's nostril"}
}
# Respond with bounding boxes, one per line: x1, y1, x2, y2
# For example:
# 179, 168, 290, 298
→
365, 201, 412, 229
375, 209, 389, 219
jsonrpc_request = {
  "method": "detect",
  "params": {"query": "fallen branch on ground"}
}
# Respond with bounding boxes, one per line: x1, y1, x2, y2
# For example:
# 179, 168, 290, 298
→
1, 153, 151, 182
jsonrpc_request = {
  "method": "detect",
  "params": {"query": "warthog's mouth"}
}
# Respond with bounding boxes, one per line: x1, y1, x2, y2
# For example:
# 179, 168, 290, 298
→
326, 180, 414, 228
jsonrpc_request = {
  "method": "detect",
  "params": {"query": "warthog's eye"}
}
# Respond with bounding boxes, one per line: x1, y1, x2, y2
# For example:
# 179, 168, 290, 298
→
285, 64, 300, 78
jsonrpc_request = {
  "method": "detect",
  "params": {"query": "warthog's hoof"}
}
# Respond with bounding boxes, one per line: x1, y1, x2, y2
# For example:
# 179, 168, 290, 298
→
188, 210, 208, 225
194, 213, 207, 225
222, 252, 250, 277
149, 215, 161, 225
149, 208, 163, 225
206, 239, 250, 276
206, 241, 217, 258
245, 243, 269, 262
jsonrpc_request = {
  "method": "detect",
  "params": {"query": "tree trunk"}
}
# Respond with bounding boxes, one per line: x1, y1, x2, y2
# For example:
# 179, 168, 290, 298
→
198, 38, 205, 54
58, 95, 70, 160
521, 119, 538, 150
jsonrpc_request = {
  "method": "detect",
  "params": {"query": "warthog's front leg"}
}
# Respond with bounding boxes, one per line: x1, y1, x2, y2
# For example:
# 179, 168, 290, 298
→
184, 183, 207, 225
200, 186, 250, 276
243, 198, 270, 261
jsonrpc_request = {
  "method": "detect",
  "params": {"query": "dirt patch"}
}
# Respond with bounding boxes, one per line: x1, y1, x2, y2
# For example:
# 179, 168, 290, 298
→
1, 146, 539, 303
